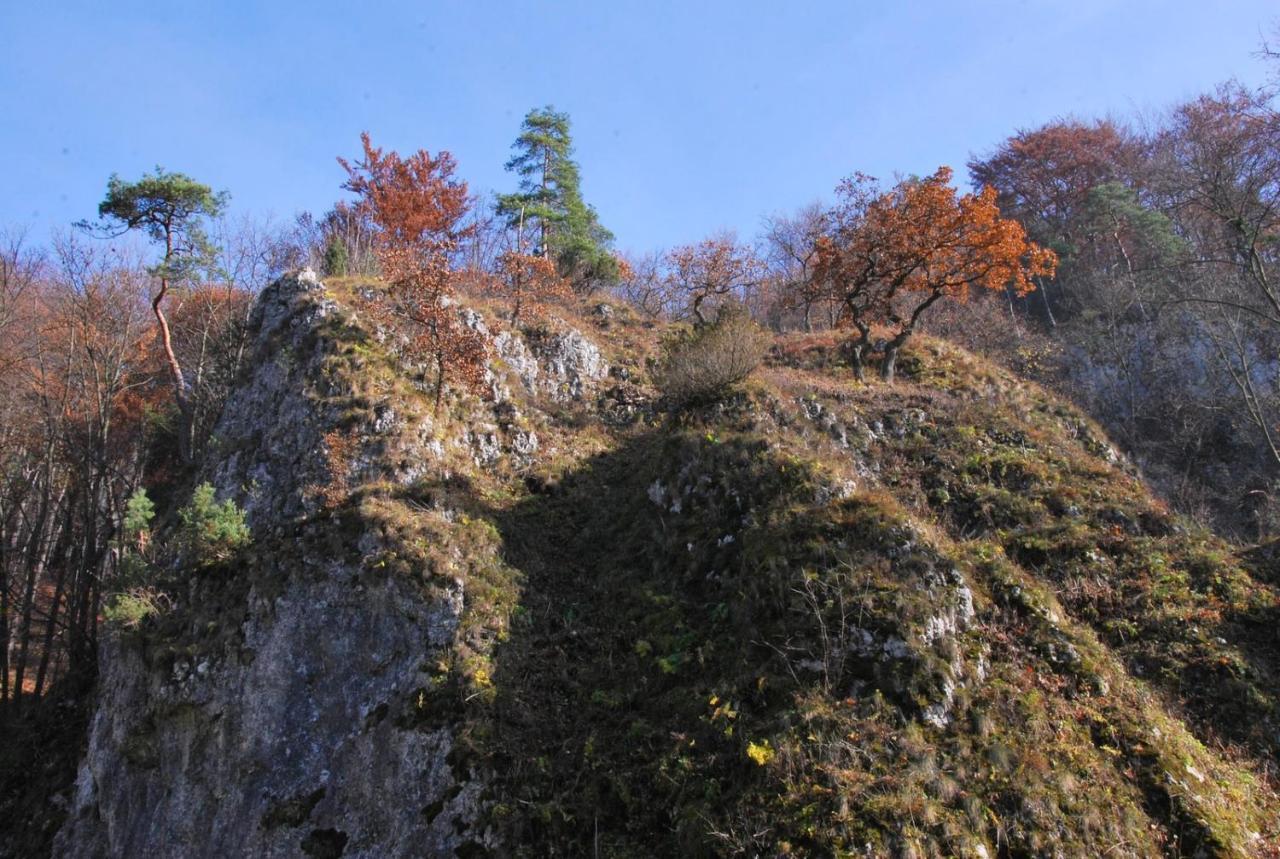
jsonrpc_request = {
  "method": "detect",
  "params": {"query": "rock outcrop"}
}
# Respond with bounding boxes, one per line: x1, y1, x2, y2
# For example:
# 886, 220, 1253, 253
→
50, 275, 1280, 858
54, 273, 612, 858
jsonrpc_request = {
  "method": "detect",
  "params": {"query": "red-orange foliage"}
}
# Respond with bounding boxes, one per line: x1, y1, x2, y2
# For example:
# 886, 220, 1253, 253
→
664, 235, 764, 324
968, 120, 1137, 242
966, 120, 1140, 324
498, 250, 570, 327
338, 133, 472, 254
0, 239, 165, 708
613, 255, 635, 285
340, 133, 487, 412
814, 166, 1057, 381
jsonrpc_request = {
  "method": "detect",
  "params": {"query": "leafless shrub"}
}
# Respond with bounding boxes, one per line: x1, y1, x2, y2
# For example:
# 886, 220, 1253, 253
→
654, 303, 770, 407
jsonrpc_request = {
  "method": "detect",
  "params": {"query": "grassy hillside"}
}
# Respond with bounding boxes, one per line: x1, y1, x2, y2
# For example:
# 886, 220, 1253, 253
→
458, 305, 1277, 856
105, 280, 1280, 857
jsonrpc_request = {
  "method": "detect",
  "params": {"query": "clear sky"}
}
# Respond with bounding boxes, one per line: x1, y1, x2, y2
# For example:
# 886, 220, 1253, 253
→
2, 1, 1275, 255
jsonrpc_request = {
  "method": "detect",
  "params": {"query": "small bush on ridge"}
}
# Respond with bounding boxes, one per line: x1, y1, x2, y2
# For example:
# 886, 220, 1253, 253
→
654, 303, 770, 407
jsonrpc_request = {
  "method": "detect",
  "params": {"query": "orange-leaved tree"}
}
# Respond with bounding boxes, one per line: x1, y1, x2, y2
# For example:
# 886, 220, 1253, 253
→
814, 166, 1057, 382
664, 234, 764, 325
497, 209, 571, 327
499, 250, 569, 328
339, 133, 487, 413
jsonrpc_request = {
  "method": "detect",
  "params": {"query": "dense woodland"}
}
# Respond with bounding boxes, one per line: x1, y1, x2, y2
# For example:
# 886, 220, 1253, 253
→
1, 60, 1279, 773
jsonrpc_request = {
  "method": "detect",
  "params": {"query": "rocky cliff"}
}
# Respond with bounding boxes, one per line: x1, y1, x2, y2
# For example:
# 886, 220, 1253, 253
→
54, 273, 610, 857
53, 273, 1280, 857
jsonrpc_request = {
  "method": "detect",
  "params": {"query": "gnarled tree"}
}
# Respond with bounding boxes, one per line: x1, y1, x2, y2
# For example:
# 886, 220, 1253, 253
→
816, 167, 1057, 382
81, 169, 227, 459
663, 234, 765, 326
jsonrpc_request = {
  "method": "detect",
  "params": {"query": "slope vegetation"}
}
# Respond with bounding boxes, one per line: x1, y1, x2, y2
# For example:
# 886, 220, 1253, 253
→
56, 275, 1280, 858
468, 332, 1280, 857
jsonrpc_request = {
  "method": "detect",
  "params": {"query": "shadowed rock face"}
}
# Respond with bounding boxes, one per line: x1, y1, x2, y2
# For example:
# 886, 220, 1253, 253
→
50, 274, 1280, 857
56, 565, 476, 859
54, 274, 490, 858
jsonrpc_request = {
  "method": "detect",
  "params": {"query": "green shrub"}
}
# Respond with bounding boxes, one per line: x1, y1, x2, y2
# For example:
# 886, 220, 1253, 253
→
654, 304, 769, 407
123, 487, 155, 539
117, 487, 158, 585
322, 235, 349, 277
178, 482, 251, 563
103, 586, 171, 629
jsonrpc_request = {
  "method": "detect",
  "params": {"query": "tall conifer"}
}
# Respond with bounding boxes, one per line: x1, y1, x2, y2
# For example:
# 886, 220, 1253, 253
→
497, 106, 619, 290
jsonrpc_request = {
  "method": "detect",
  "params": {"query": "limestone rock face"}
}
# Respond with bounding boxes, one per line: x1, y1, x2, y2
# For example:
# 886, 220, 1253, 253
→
207, 269, 340, 527
55, 567, 478, 859
493, 324, 607, 402
44, 272, 1280, 856
530, 327, 606, 401
55, 275, 619, 857
54, 273, 492, 858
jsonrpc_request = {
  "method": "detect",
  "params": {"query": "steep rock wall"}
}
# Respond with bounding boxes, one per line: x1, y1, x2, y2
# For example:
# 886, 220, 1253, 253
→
54, 273, 607, 858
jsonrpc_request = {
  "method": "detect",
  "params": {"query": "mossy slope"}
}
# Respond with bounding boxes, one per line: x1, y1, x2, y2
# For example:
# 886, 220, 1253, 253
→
459, 328, 1280, 856
62, 277, 1280, 858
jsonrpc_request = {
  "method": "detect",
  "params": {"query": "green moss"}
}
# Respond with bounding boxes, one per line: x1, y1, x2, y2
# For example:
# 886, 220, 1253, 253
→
105, 283, 1280, 854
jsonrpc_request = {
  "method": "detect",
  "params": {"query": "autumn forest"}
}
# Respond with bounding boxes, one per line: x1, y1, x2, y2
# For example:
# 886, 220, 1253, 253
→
4, 16, 1280, 858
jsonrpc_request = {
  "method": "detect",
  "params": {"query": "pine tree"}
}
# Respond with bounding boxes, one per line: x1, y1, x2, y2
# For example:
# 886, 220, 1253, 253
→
496, 106, 620, 290
322, 234, 349, 276
80, 168, 228, 461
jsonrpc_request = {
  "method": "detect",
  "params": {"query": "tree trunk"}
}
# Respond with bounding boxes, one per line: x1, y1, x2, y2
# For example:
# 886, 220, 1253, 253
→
512, 207, 527, 328
849, 323, 870, 381
540, 150, 550, 256
0, 526, 11, 707
1037, 276, 1058, 328
13, 484, 70, 712
33, 533, 71, 700
66, 479, 109, 675
11, 487, 54, 711
882, 328, 916, 384
691, 295, 709, 327
881, 345, 899, 384
433, 351, 446, 416
158, 226, 195, 462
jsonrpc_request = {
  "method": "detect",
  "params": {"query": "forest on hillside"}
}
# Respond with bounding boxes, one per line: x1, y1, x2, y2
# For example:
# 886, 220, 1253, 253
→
2, 30, 1280, 849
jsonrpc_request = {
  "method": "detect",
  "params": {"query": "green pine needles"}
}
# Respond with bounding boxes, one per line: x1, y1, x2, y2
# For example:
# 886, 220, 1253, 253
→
497, 106, 620, 290
177, 482, 251, 564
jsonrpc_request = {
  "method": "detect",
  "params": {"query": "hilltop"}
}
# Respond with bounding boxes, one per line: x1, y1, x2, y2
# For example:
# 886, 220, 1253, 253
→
43, 272, 1280, 857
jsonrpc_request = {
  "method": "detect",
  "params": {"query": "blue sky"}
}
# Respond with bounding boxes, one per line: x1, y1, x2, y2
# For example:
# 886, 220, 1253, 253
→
2, 1, 1275, 255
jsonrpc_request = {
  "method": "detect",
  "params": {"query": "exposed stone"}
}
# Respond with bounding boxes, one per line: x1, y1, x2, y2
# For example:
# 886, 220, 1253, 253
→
528, 327, 607, 401
509, 430, 539, 467
466, 427, 502, 467
55, 273, 492, 858
491, 319, 607, 403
